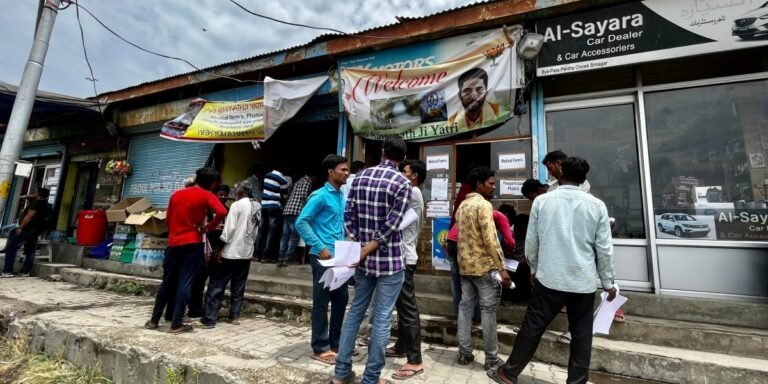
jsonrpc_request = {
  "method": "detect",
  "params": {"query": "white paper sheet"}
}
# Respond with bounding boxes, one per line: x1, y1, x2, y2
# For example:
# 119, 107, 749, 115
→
399, 208, 419, 230
504, 258, 519, 272
592, 291, 628, 335
426, 155, 449, 170
431, 178, 448, 200
318, 267, 355, 291
318, 240, 361, 267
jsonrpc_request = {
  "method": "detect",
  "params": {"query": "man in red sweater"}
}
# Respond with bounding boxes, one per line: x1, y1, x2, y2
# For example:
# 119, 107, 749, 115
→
145, 168, 227, 334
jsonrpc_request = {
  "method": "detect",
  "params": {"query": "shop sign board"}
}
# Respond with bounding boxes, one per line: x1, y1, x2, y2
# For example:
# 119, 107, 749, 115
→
536, 0, 768, 76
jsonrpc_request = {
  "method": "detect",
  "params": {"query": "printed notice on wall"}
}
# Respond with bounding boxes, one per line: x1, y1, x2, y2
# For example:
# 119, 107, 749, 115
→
499, 153, 526, 170
427, 201, 450, 218
426, 155, 450, 171
431, 177, 449, 200
500, 179, 525, 196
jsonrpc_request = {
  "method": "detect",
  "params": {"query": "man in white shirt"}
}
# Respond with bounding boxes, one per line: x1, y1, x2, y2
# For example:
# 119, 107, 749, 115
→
199, 183, 261, 328
386, 159, 426, 380
340, 161, 365, 200
488, 157, 616, 384
542, 150, 591, 193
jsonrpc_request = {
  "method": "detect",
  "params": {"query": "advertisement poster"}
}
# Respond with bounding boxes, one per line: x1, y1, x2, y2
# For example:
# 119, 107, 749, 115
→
162, 98, 265, 142
340, 28, 524, 141
655, 213, 717, 240
536, 0, 768, 76
432, 217, 451, 271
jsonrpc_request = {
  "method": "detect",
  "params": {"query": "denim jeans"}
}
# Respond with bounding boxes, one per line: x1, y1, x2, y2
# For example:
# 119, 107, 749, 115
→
256, 208, 282, 260
334, 269, 404, 384
201, 258, 251, 325
310, 254, 349, 353
457, 273, 501, 364
279, 215, 300, 263
150, 243, 204, 328
2, 229, 39, 274
446, 240, 480, 321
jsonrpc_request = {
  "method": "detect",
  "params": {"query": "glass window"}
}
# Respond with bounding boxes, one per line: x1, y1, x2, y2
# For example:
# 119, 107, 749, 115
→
546, 104, 646, 239
646, 80, 768, 242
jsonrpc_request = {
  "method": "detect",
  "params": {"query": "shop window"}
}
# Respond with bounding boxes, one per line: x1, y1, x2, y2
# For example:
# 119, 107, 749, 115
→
645, 80, 768, 242
547, 103, 646, 239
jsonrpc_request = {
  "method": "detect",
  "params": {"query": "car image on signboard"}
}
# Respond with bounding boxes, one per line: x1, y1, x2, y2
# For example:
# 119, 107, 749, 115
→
732, 1, 768, 40
657, 213, 711, 238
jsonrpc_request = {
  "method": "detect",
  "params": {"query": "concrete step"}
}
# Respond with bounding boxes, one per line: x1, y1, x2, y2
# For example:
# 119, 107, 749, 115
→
31, 262, 78, 278
47, 267, 768, 383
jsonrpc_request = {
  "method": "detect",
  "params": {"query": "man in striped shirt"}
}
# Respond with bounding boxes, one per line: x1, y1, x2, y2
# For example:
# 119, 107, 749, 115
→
332, 137, 412, 384
279, 173, 315, 266
256, 167, 289, 263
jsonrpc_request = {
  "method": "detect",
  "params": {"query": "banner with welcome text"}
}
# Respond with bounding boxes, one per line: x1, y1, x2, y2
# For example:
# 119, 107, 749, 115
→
341, 38, 520, 141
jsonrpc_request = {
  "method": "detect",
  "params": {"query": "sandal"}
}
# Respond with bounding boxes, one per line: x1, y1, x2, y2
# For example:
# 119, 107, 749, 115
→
487, 366, 515, 384
613, 309, 626, 323
311, 351, 337, 365
392, 367, 424, 380
557, 331, 571, 344
332, 347, 360, 357
385, 346, 406, 358
328, 372, 355, 384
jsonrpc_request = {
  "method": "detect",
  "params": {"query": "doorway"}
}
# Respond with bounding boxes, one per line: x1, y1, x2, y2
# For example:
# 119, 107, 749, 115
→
69, 162, 99, 230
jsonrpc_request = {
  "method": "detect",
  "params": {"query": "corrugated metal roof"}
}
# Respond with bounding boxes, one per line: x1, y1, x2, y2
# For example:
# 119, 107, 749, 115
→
99, 0, 508, 97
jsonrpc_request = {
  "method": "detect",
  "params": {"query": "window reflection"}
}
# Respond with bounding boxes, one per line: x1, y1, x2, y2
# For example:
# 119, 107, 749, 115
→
546, 104, 646, 239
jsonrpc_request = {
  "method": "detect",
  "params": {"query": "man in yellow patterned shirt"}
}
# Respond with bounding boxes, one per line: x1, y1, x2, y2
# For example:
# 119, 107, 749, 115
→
454, 166, 512, 370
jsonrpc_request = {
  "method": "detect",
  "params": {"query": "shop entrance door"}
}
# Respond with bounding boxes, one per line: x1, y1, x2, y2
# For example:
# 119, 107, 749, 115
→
544, 95, 651, 291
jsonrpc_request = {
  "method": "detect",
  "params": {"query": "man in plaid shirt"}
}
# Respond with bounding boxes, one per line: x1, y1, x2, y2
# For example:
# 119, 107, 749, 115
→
332, 137, 412, 384
279, 173, 316, 266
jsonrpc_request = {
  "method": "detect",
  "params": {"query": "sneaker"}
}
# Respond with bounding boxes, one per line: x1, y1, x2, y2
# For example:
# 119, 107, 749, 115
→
277, 262, 287, 268
224, 318, 240, 325
484, 357, 504, 371
144, 321, 159, 330
0, 272, 15, 278
19, 273, 30, 277
457, 353, 475, 365
195, 320, 215, 329
170, 324, 194, 334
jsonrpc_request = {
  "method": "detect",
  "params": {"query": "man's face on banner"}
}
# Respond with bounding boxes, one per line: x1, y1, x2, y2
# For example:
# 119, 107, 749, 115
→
459, 77, 488, 112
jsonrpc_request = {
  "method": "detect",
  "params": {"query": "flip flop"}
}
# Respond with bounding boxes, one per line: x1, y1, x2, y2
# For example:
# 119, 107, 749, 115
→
487, 366, 515, 384
332, 347, 360, 357
311, 351, 337, 365
613, 309, 626, 323
392, 367, 424, 380
385, 347, 406, 358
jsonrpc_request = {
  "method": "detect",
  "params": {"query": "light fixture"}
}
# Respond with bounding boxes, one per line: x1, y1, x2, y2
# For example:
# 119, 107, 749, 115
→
516, 32, 545, 60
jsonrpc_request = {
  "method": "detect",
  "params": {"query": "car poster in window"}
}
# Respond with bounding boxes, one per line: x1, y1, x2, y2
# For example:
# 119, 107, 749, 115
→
536, 0, 768, 76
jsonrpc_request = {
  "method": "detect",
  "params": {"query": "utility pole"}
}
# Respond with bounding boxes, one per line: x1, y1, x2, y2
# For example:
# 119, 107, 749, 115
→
0, 0, 61, 219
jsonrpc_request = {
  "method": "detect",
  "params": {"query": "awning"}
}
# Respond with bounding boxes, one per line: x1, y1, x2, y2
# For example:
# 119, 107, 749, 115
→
0, 80, 101, 127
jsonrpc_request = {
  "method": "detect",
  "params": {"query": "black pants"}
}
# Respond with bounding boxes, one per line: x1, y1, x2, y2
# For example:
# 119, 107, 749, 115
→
501, 282, 595, 384
150, 243, 204, 328
201, 258, 251, 325
256, 208, 282, 260
392, 265, 422, 364
188, 258, 216, 317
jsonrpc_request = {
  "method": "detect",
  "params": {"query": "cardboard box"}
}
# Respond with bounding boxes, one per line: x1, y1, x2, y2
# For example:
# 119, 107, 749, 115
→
137, 234, 168, 249
106, 197, 152, 222
125, 210, 168, 236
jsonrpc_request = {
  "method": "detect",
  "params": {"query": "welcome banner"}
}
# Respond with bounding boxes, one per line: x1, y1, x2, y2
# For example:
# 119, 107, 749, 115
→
341, 32, 521, 141
161, 98, 265, 142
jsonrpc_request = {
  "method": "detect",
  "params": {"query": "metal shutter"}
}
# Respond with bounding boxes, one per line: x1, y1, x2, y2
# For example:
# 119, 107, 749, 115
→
123, 133, 214, 207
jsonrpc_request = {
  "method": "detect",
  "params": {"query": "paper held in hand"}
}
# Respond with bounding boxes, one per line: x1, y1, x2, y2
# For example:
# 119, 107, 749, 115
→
592, 287, 628, 335
504, 258, 519, 272
319, 267, 355, 291
318, 241, 360, 267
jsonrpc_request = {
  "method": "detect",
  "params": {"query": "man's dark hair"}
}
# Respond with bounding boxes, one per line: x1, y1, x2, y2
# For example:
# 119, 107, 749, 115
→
561, 157, 590, 185
400, 159, 427, 185
322, 154, 348, 174
195, 167, 219, 189
215, 184, 231, 194
458, 68, 489, 89
542, 150, 568, 165
466, 166, 494, 191
382, 137, 407, 162
521, 179, 546, 197
351, 160, 366, 174
37, 188, 50, 199
498, 204, 516, 222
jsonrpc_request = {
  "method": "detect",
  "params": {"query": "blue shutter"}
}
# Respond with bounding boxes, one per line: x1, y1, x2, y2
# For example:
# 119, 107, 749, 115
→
123, 133, 214, 207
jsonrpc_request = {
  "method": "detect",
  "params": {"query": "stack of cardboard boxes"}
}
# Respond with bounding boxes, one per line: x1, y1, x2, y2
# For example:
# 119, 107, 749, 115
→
106, 197, 168, 265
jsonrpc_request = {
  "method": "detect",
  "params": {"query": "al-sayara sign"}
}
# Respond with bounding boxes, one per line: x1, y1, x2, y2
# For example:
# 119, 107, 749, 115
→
341, 28, 523, 141
536, 0, 768, 76
162, 98, 265, 142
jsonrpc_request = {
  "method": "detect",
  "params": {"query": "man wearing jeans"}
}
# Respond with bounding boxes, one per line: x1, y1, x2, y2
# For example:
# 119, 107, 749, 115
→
279, 173, 314, 266
144, 168, 227, 334
256, 167, 289, 263
1, 189, 51, 277
455, 166, 512, 371
296, 155, 349, 365
332, 137, 412, 384
488, 157, 616, 384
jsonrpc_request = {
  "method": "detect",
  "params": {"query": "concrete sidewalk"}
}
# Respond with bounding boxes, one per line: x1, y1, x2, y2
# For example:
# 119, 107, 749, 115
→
0, 277, 585, 384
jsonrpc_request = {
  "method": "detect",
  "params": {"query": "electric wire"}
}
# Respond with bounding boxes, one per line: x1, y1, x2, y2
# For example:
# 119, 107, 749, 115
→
73, 0, 103, 114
